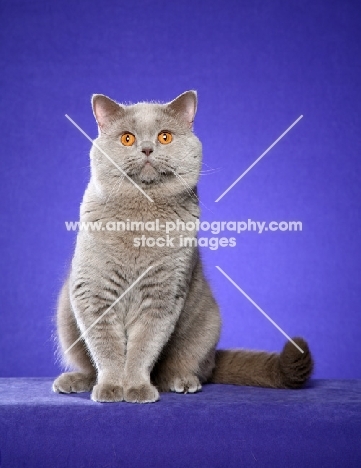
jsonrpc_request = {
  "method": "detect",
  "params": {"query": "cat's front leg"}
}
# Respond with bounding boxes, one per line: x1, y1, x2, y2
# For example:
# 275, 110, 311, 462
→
85, 322, 126, 403
89, 325, 126, 402
123, 301, 181, 403
70, 277, 127, 403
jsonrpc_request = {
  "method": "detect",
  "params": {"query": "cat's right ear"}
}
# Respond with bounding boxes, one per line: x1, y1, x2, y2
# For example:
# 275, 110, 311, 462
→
91, 94, 123, 132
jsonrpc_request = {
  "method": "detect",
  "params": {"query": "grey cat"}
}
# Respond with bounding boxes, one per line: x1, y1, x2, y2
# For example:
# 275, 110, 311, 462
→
53, 91, 313, 403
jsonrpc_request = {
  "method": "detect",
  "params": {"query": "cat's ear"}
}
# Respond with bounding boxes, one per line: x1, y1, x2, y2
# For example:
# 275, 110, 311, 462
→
91, 94, 123, 131
168, 91, 197, 128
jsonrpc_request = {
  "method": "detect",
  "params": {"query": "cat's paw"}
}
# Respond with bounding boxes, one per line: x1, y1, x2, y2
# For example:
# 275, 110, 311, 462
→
91, 383, 124, 402
52, 372, 96, 393
124, 383, 159, 403
170, 375, 202, 394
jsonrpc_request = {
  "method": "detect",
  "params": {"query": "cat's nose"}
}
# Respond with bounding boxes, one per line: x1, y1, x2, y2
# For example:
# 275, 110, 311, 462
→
142, 147, 153, 157
140, 142, 154, 157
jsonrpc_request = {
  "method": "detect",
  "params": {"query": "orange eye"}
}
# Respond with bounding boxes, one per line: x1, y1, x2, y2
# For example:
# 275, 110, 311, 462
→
158, 131, 172, 145
120, 133, 135, 146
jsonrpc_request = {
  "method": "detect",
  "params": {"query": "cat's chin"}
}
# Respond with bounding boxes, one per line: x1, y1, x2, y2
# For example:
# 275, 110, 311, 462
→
139, 164, 159, 184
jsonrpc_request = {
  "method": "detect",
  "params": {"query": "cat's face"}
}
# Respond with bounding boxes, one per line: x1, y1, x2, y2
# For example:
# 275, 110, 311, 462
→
90, 92, 202, 199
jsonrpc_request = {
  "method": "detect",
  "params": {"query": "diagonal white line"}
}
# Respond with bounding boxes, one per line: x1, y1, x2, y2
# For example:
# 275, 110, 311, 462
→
215, 266, 304, 353
215, 115, 303, 202
64, 266, 153, 354
65, 114, 154, 203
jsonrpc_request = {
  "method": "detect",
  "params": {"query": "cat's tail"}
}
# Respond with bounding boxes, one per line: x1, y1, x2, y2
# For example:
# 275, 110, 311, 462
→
209, 337, 313, 389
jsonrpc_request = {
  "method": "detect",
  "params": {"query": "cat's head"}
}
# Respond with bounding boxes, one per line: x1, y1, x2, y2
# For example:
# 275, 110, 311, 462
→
90, 91, 202, 200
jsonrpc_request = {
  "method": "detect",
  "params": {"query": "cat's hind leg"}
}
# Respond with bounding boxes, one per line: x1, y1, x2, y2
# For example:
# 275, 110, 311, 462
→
152, 343, 215, 394
53, 372, 96, 394
53, 277, 96, 394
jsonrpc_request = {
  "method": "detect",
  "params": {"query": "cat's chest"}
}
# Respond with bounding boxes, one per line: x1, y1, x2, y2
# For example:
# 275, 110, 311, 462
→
81, 195, 198, 233
77, 201, 197, 265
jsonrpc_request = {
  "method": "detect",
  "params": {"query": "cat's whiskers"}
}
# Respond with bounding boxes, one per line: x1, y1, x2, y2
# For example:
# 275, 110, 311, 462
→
201, 160, 218, 172
157, 176, 178, 200
178, 169, 220, 177
157, 155, 197, 194
113, 174, 126, 197
111, 153, 216, 204
172, 159, 220, 176
168, 168, 214, 214
152, 155, 209, 209
199, 167, 220, 174
164, 154, 217, 178
100, 175, 125, 218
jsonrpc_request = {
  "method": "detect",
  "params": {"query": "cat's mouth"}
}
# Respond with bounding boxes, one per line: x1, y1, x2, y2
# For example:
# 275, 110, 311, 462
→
127, 159, 175, 185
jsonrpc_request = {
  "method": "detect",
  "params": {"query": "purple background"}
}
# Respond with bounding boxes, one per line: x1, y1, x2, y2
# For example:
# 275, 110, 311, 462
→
1, 0, 360, 379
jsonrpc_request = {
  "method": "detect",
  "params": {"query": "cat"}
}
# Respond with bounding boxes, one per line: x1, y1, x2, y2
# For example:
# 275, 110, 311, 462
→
53, 91, 313, 403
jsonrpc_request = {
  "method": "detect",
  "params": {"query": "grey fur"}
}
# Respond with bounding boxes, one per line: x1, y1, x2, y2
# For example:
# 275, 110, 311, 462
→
53, 91, 313, 403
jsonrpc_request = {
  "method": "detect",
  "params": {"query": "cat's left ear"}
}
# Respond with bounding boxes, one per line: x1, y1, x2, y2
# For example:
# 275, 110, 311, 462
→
168, 91, 197, 128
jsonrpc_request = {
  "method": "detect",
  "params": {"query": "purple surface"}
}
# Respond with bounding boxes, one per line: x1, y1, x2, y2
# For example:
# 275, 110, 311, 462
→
1, 0, 361, 379
1, 379, 361, 467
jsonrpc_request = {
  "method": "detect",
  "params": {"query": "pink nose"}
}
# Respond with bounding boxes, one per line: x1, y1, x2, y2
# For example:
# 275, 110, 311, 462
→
142, 147, 154, 157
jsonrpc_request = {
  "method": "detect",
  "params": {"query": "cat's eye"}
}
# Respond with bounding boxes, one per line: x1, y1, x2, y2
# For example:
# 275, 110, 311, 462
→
120, 133, 135, 146
158, 131, 172, 145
